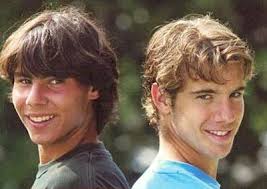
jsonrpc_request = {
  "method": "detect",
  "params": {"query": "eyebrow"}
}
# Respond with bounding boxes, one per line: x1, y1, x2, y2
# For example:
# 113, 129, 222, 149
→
190, 89, 217, 95
190, 86, 246, 95
234, 86, 246, 91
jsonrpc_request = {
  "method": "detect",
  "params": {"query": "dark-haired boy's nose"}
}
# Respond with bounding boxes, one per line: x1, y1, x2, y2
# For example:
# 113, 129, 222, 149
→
26, 83, 48, 106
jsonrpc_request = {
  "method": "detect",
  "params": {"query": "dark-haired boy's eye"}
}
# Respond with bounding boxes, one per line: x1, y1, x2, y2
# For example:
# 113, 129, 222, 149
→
15, 77, 32, 85
50, 79, 64, 85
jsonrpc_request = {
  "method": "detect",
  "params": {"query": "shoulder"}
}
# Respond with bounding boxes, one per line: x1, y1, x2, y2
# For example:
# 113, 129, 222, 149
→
132, 163, 215, 189
90, 150, 130, 189
132, 169, 203, 189
32, 161, 81, 189
66, 144, 130, 189
132, 166, 168, 189
33, 144, 129, 189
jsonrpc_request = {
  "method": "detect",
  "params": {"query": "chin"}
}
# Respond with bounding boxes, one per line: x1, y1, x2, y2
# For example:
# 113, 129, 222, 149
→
213, 149, 232, 159
30, 139, 44, 145
29, 136, 49, 145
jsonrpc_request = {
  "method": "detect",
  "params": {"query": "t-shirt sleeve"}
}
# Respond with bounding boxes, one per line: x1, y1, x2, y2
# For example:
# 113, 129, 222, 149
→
31, 166, 81, 189
91, 156, 130, 189
93, 168, 130, 189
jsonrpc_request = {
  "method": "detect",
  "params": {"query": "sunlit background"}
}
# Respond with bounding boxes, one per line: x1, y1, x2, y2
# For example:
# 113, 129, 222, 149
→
0, 0, 266, 189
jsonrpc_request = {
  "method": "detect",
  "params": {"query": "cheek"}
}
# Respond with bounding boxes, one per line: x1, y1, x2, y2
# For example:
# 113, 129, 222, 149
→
195, 104, 218, 126
235, 101, 245, 119
56, 93, 88, 115
12, 90, 22, 109
193, 105, 212, 121
175, 104, 211, 128
11, 91, 25, 119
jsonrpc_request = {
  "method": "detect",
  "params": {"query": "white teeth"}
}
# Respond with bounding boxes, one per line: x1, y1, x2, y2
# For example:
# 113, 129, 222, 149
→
29, 115, 54, 123
208, 130, 229, 136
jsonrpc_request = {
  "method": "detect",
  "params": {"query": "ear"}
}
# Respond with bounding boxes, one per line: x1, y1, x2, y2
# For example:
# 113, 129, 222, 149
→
151, 83, 171, 115
88, 87, 99, 100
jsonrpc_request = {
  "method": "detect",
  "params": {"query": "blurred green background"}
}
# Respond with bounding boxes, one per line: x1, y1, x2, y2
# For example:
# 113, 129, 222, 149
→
0, 0, 266, 189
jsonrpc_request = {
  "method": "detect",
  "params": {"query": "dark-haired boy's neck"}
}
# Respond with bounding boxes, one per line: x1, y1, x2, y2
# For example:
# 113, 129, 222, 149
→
38, 122, 99, 164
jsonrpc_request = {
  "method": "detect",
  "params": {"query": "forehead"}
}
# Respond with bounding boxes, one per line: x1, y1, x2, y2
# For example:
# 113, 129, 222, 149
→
220, 62, 245, 80
183, 63, 246, 92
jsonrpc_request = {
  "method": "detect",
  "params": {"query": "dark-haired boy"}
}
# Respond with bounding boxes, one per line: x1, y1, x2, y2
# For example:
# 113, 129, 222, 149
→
0, 7, 129, 189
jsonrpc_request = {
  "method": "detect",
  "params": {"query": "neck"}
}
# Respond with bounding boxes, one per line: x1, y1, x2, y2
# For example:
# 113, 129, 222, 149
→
38, 122, 98, 164
158, 132, 218, 178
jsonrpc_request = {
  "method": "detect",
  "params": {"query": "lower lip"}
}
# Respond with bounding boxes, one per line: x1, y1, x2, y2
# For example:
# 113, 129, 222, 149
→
205, 130, 232, 143
26, 117, 54, 129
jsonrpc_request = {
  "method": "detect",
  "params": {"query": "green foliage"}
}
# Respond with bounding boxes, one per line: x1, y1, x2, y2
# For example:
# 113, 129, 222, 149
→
119, 56, 143, 128
0, 131, 37, 189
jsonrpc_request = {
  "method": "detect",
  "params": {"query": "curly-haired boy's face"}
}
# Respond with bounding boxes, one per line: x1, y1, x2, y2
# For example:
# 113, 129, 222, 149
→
11, 70, 99, 146
154, 63, 246, 160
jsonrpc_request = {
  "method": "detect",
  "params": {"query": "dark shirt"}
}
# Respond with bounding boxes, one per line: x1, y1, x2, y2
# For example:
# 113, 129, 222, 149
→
31, 143, 130, 189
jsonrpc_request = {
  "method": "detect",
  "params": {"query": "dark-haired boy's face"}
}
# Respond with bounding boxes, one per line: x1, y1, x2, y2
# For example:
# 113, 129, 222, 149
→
162, 63, 246, 160
12, 72, 97, 146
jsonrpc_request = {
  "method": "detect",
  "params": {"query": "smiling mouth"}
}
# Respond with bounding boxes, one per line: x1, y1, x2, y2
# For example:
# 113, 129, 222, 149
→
205, 130, 231, 137
28, 115, 55, 123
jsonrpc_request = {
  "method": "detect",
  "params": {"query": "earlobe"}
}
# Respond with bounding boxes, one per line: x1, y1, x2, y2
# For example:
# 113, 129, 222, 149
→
151, 83, 171, 114
88, 87, 99, 100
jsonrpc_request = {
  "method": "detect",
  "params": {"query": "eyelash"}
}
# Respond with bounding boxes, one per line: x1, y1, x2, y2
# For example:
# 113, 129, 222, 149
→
15, 78, 65, 86
197, 92, 244, 101
230, 91, 243, 98
50, 79, 64, 85
17, 78, 31, 84
197, 94, 213, 100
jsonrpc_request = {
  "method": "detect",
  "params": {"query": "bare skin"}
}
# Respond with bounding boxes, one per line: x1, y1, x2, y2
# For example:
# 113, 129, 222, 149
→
12, 73, 100, 164
152, 63, 246, 178
38, 119, 99, 163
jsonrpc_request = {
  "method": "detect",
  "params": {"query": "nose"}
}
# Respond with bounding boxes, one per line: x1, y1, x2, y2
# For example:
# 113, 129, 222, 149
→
214, 100, 236, 124
26, 83, 48, 106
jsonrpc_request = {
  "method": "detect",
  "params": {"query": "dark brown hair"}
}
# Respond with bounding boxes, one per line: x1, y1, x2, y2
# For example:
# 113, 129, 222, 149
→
0, 6, 118, 134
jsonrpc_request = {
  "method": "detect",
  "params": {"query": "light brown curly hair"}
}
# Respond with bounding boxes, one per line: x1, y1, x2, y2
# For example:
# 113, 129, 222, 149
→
142, 15, 254, 128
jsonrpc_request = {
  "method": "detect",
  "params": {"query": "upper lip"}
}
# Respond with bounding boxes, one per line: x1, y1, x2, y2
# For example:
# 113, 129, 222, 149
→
204, 124, 234, 132
25, 113, 56, 116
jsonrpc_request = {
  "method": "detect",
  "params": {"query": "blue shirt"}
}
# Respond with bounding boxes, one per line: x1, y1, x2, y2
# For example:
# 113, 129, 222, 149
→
132, 159, 220, 189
